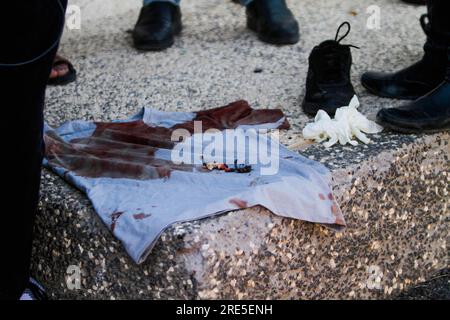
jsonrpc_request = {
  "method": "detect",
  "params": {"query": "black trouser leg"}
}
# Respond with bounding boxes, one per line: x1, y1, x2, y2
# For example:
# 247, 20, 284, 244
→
428, 0, 450, 36
0, 0, 66, 300
427, 0, 450, 78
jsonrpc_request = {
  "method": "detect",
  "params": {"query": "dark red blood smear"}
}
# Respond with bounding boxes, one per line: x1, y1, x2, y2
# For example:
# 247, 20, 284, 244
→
229, 198, 248, 209
111, 212, 124, 232
328, 193, 334, 201
45, 130, 196, 180
331, 204, 339, 215
330, 202, 345, 226
192, 100, 290, 130
44, 101, 289, 180
335, 217, 345, 226
133, 213, 152, 220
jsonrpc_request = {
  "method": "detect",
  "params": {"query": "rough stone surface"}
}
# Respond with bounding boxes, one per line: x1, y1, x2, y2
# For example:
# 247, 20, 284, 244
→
394, 268, 450, 300
31, 0, 449, 299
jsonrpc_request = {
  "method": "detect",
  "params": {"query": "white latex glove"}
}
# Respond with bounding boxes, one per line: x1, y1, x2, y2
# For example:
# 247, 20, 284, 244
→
302, 95, 383, 147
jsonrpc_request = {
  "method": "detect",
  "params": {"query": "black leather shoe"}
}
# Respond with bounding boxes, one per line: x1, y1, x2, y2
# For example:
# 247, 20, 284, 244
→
361, 14, 447, 100
246, 0, 299, 45
132, 2, 182, 51
376, 80, 450, 133
302, 22, 358, 116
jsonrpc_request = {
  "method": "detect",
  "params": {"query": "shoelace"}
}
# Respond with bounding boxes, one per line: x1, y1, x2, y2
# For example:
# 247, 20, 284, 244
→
334, 21, 360, 49
317, 22, 359, 82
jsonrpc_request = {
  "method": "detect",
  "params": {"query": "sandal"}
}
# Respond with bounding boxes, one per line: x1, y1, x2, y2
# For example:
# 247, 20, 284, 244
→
48, 54, 77, 86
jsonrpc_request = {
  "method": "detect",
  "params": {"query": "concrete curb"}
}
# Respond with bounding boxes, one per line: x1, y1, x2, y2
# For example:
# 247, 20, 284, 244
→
32, 132, 449, 299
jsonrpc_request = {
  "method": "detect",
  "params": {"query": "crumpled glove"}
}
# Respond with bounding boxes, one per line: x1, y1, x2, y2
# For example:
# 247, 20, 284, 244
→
302, 95, 383, 148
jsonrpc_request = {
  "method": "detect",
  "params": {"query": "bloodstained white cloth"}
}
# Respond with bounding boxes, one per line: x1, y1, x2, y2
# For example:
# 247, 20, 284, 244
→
44, 101, 345, 263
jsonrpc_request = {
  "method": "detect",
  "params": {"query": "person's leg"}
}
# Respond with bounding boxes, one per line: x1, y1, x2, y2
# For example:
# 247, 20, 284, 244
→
376, 0, 450, 133
0, 0, 66, 300
132, 1, 182, 51
243, 0, 299, 45
361, 0, 448, 100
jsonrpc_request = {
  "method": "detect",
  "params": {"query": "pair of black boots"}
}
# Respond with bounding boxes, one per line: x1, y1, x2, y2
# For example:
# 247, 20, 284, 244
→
302, 0, 450, 133
133, 0, 299, 51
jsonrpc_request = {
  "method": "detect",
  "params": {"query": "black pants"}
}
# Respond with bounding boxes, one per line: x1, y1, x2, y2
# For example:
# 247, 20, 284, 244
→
0, 1, 66, 299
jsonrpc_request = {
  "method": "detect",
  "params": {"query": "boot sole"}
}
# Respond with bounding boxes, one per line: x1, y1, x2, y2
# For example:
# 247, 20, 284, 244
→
134, 23, 182, 51
302, 100, 338, 117
376, 118, 450, 134
247, 18, 299, 45
361, 81, 420, 100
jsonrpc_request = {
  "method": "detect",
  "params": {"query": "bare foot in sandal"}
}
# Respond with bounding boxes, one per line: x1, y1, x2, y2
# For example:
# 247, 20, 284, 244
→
48, 54, 77, 86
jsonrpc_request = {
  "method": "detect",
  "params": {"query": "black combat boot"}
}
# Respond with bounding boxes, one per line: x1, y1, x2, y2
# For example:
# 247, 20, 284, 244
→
361, 1, 449, 100
302, 22, 358, 116
246, 0, 299, 45
132, 2, 182, 51
376, 52, 450, 133
376, 0, 450, 133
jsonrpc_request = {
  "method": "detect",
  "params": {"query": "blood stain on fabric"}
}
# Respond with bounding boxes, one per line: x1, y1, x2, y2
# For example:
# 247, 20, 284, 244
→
331, 203, 339, 215
44, 101, 289, 181
110, 211, 124, 232
335, 217, 345, 225
229, 198, 248, 209
133, 213, 152, 220
330, 202, 345, 226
